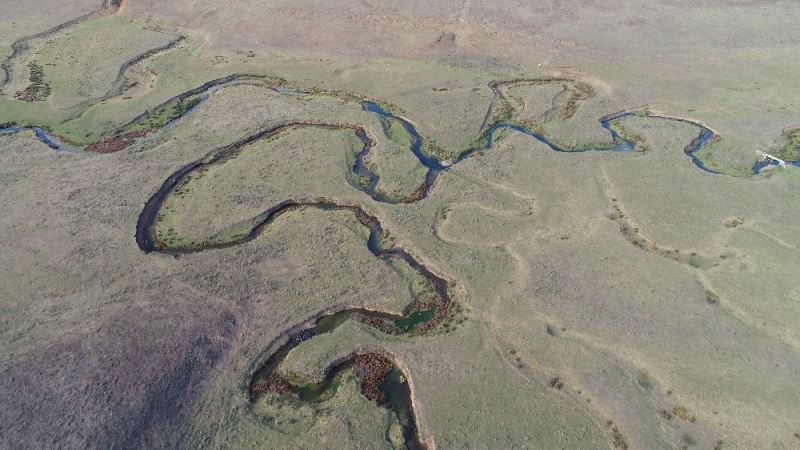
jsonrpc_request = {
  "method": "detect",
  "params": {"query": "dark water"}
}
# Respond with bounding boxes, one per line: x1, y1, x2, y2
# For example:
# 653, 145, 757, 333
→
135, 124, 451, 448
351, 127, 382, 199
248, 304, 427, 450
0, 125, 68, 150
752, 157, 800, 174
681, 127, 719, 174
361, 101, 448, 171
483, 120, 635, 153
356, 102, 644, 204
357, 101, 446, 204
360, 101, 798, 181
3, 74, 786, 179
132, 99, 733, 450
129, 76, 796, 450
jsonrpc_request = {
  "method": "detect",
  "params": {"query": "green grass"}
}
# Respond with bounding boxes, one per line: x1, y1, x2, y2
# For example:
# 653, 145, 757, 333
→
295, 376, 342, 401
4, 5, 800, 449
381, 117, 412, 146
4, 15, 176, 109
771, 129, 800, 161
125, 95, 202, 132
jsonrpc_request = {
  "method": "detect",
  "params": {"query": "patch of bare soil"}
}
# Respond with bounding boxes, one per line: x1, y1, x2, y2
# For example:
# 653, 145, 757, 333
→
85, 129, 149, 153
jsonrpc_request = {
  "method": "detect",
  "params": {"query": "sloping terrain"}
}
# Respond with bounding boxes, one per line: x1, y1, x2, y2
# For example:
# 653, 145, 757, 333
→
1, 1, 799, 449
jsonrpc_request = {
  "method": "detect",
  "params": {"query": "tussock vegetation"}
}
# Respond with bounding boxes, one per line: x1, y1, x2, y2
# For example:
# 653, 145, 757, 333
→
1, 2, 800, 449
14, 62, 51, 102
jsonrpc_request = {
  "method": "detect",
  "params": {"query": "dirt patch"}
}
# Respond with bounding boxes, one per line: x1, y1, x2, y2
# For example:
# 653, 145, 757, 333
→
85, 129, 150, 153
251, 372, 299, 399
352, 353, 393, 404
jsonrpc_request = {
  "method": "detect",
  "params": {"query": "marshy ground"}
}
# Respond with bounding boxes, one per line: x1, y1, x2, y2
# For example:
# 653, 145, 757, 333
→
1, 1, 800, 449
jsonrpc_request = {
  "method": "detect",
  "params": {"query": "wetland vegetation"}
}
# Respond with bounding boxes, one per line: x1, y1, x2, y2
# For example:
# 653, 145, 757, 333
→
2, 1, 800, 449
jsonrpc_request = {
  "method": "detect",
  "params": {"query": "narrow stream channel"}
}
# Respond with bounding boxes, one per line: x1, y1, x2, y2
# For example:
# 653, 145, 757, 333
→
135, 120, 454, 448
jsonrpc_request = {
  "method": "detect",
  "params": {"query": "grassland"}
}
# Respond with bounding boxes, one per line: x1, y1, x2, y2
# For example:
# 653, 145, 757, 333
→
1, 1, 800, 449
155, 126, 363, 247
1, 14, 176, 108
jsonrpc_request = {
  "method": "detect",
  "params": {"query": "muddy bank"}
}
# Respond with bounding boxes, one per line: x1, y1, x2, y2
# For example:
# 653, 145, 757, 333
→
85, 129, 149, 153
129, 76, 732, 450
142, 192, 449, 448
136, 119, 458, 447
3, 70, 757, 179
250, 350, 426, 450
